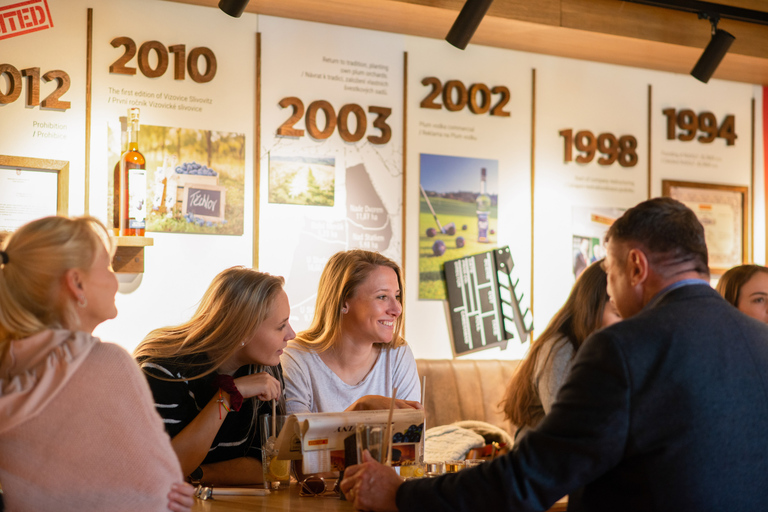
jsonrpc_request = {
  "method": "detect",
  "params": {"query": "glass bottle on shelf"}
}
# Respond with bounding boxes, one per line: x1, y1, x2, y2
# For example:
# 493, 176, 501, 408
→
114, 107, 146, 236
476, 167, 491, 243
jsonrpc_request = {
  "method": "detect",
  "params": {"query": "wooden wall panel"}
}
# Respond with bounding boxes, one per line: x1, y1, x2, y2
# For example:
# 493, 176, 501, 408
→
167, 0, 768, 84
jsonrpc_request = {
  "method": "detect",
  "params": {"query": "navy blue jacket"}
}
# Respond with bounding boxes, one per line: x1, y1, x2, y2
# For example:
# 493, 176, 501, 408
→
398, 284, 768, 511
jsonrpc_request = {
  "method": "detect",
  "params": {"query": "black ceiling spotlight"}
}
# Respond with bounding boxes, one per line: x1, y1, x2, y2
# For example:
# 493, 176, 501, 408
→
624, 0, 768, 83
445, 0, 495, 50
218, 0, 250, 18
690, 13, 734, 83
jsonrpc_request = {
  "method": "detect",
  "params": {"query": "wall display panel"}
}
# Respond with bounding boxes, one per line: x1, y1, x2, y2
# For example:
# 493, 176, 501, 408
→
88, 0, 258, 351
258, 16, 405, 331
404, 36, 534, 360
0, 0, 86, 216
533, 57, 651, 333
650, 76, 753, 270
754, 85, 765, 266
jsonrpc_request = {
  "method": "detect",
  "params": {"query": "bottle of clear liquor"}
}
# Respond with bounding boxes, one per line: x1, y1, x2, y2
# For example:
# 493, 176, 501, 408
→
114, 108, 147, 236
476, 167, 491, 243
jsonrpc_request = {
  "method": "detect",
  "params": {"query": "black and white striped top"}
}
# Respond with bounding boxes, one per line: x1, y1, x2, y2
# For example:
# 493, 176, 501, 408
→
139, 354, 285, 465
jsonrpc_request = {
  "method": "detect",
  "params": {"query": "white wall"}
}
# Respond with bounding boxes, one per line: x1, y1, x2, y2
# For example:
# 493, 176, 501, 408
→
1, 0, 764, 357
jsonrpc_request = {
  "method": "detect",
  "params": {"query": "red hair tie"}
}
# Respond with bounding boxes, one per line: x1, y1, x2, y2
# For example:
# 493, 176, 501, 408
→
212, 374, 243, 412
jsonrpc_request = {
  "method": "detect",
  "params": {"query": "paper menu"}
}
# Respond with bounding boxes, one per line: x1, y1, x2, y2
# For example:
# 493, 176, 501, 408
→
275, 409, 425, 473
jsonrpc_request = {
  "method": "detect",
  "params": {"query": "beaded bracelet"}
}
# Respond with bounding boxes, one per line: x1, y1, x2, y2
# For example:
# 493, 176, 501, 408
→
212, 374, 243, 413
217, 390, 231, 419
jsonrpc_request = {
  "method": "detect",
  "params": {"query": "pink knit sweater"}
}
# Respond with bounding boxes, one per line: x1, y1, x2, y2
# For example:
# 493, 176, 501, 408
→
0, 330, 182, 511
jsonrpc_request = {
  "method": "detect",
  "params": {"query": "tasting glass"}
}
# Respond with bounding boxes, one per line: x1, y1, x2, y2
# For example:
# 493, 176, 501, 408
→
260, 414, 290, 490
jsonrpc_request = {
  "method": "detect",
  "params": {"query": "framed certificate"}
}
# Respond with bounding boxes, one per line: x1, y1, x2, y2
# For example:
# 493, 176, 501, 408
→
0, 155, 69, 232
662, 179, 748, 274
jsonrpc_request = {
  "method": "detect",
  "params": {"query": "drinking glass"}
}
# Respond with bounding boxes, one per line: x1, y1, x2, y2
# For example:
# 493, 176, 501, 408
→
355, 423, 386, 464
260, 414, 290, 490
444, 460, 465, 473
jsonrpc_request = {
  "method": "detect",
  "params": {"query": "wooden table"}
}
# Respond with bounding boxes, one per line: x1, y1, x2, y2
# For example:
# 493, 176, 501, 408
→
191, 483, 567, 511
192, 484, 353, 512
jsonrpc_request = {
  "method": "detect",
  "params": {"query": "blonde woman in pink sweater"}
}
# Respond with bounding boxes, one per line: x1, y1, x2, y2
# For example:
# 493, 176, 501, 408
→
0, 216, 193, 512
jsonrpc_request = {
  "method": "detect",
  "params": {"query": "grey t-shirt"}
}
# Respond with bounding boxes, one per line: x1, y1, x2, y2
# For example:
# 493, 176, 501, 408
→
281, 341, 421, 414
533, 335, 576, 415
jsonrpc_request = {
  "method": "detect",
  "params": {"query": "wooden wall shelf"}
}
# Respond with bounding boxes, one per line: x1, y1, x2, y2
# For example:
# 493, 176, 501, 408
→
112, 236, 154, 273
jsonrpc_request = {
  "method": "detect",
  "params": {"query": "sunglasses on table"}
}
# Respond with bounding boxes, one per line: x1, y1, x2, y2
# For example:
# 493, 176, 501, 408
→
299, 476, 341, 497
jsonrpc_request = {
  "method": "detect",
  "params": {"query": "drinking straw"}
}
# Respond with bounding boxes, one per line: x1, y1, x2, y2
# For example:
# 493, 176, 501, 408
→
384, 386, 397, 466
420, 376, 427, 460
271, 399, 277, 437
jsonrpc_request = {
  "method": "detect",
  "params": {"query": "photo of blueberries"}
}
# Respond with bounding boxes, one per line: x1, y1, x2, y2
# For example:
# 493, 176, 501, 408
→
108, 123, 245, 235
175, 161, 218, 177
392, 423, 424, 444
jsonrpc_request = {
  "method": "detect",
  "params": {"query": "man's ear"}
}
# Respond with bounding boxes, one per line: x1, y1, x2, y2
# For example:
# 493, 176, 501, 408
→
627, 248, 649, 286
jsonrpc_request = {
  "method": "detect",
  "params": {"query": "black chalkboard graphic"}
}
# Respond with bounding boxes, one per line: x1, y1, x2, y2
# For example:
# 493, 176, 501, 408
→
181, 183, 226, 223
444, 246, 533, 356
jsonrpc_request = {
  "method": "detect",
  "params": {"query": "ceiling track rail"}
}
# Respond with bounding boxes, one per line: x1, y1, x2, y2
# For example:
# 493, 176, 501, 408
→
623, 0, 768, 26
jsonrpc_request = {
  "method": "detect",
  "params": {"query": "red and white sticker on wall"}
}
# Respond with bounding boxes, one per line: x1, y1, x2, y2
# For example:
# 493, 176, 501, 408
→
0, 0, 53, 41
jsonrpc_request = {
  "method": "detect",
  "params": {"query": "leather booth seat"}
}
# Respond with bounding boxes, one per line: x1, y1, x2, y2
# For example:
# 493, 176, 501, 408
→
415, 359, 521, 438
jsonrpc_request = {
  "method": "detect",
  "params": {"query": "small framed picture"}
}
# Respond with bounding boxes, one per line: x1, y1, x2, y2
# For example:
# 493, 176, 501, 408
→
0, 155, 69, 232
662, 179, 748, 274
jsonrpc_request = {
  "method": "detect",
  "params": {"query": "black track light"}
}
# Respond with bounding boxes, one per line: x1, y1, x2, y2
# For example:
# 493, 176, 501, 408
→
445, 0, 494, 50
690, 14, 735, 83
219, 0, 250, 18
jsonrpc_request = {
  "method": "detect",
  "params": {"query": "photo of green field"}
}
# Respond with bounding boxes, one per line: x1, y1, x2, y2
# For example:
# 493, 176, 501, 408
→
419, 153, 499, 300
268, 154, 335, 206
108, 124, 245, 235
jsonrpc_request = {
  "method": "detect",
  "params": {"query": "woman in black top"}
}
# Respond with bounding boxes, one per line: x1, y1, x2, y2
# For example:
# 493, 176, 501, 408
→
134, 266, 295, 486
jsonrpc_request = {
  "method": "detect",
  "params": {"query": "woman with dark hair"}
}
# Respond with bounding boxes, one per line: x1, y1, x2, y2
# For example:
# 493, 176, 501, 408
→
0, 216, 192, 512
500, 260, 621, 437
134, 267, 295, 486
717, 264, 768, 324
282, 249, 421, 413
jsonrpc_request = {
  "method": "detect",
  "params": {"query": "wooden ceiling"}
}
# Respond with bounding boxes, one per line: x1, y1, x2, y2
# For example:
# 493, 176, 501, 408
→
169, 0, 768, 84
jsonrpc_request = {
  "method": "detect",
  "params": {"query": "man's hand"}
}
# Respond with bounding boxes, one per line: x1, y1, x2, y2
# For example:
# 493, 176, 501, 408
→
341, 450, 403, 512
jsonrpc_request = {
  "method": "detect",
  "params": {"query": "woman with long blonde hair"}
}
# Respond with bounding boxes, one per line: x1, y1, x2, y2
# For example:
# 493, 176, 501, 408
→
282, 249, 421, 413
0, 216, 192, 512
500, 260, 621, 437
134, 266, 294, 486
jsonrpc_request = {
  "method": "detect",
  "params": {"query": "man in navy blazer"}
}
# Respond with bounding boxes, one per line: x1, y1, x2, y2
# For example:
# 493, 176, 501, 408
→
341, 197, 768, 511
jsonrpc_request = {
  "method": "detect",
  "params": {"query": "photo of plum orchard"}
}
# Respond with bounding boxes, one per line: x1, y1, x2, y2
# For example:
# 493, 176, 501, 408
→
107, 123, 245, 235
419, 153, 498, 300
268, 154, 335, 206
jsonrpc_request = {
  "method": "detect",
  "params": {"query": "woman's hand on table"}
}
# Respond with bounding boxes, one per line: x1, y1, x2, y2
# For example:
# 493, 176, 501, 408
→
341, 450, 401, 512
346, 395, 424, 411
234, 372, 282, 401
167, 482, 195, 512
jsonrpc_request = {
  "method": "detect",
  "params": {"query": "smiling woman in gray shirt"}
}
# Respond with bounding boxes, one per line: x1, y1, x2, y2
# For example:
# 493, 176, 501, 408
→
282, 250, 421, 413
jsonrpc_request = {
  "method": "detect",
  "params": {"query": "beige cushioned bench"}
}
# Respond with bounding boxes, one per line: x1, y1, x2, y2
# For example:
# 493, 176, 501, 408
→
415, 359, 521, 438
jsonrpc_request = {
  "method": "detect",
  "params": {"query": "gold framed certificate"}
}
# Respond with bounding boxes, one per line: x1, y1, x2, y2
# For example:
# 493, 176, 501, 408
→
0, 155, 69, 232
662, 179, 748, 274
